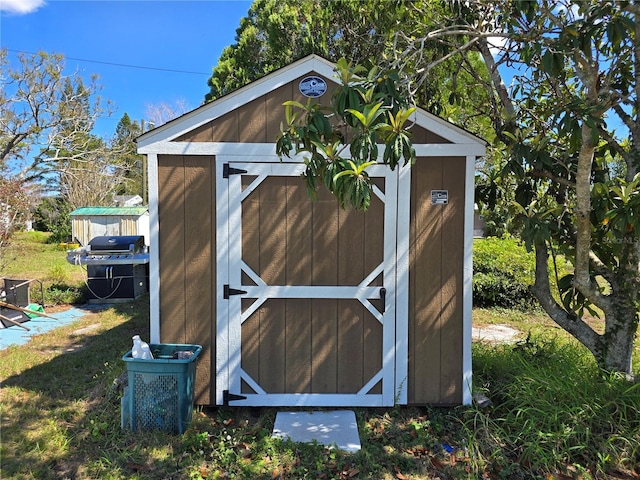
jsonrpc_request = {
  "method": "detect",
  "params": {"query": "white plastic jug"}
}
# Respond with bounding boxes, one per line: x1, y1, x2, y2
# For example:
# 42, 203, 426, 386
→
131, 335, 154, 359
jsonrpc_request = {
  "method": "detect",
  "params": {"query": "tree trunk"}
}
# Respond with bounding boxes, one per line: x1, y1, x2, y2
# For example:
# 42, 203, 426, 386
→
532, 241, 638, 378
602, 302, 637, 376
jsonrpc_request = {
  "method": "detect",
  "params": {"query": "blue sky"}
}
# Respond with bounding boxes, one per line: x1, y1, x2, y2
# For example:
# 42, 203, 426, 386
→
1, 0, 253, 137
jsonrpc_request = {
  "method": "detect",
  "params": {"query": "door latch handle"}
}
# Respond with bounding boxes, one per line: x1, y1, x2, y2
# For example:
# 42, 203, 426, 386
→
380, 287, 386, 313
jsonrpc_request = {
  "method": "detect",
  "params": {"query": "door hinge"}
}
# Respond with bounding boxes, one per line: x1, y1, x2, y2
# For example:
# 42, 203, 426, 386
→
223, 163, 248, 178
223, 284, 247, 299
223, 390, 247, 406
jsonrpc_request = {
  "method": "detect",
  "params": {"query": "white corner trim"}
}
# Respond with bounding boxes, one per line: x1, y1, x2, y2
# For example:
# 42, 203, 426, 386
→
395, 163, 411, 405
147, 153, 161, 344
462, 155, 476, 406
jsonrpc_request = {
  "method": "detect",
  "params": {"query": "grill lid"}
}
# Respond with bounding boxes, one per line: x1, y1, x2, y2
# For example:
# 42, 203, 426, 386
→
87, 235, 145, 252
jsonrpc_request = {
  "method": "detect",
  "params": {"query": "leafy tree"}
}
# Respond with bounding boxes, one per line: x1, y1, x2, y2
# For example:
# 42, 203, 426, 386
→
282, 0, 639, 376
456, 0, 639, 377
32, 196, 72, 243
276, 59, 416, 209
113, 113, 143, 198
205, 0, 419, 102
0, 179, 34, 272
1, 49, 134, 211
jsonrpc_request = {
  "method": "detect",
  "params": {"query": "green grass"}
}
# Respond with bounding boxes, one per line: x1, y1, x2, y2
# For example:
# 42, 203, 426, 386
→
1, 231, 87, 305
1, 301, 638, 479
1, 233, 639, 479
1, 231, 82, 280
469, 336, 640, 478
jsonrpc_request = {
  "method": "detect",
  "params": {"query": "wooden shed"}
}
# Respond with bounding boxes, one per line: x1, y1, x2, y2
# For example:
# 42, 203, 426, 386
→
137, 55, 485, 407
70, 206, 149, 247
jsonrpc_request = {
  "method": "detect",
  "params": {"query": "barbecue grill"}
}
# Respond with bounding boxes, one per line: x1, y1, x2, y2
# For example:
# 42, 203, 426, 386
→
67, 235, 149, 303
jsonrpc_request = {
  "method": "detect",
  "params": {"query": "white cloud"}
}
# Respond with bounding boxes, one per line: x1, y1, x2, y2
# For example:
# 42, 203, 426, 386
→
0, 0, 46, 15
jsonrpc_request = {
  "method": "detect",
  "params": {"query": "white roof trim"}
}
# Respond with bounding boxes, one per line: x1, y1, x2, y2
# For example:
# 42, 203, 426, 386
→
138, 141, 485, 157
412, 109, 486, 145
137, 54, 485, 150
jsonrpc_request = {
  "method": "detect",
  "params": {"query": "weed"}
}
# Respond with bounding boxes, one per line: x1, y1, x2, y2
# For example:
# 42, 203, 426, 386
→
465, 335, 640, 478
47, 264, 69, 285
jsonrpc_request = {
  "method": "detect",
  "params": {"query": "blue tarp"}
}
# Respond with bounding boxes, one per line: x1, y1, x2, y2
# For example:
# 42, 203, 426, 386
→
0, 306, 91, 350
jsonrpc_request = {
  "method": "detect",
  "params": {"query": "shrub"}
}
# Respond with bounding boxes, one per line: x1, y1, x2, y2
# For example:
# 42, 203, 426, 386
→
43, 283, 87, 305
473, 236, 538, 310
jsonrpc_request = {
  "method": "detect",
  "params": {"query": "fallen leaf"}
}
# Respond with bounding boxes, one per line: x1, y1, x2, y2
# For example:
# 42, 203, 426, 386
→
395, 465, 408, 480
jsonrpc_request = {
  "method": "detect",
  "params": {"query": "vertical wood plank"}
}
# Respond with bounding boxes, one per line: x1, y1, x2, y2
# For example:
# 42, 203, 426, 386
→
409, 157, 444, 404
311, 186, 339, 392
285, 178, 313, 285
337, 299, 364, 393
257, 177, 286, 392
363, 183, 385, 393
439, 158, 465, 403
241, 306, 260, 393
242, 175, 261, 280
266, 82, 293, 142
365, 189, 385, 286
238, 97, 267, 143
311, 298, 338, 393
285, 298, 312, 393
362, 309, 383, 392
183, 156, 214, 404
157, 155, 186, 344
175, 122, 213, 142
259, 298, 286, 392
284, 178, 313, 392
210, 113, 239, 142
338, 207, 365, 286
259, 177, 287, 285
312, 187, 339, 286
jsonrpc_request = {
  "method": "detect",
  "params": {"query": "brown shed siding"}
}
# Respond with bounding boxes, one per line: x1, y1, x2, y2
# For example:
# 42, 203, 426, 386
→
408, 156, 465, 405
175, 73, 334, 144
174, 74, 450, 148
157, 154, 216, 404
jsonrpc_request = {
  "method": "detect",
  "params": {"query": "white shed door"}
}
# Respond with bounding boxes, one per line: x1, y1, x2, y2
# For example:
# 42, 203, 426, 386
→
216, 162, 398, 406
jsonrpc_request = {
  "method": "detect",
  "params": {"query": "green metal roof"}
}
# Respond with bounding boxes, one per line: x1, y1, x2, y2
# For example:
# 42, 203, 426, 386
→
70, 207, 148, 216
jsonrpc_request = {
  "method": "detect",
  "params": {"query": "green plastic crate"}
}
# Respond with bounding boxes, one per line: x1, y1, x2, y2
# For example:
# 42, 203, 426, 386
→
121, 343, 202, 434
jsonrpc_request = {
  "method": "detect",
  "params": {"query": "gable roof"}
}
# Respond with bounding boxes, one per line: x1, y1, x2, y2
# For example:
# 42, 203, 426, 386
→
137, 54, 485, 151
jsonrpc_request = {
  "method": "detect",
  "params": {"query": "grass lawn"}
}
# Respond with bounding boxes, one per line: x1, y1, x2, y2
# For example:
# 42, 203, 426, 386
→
1, 233, 639, 479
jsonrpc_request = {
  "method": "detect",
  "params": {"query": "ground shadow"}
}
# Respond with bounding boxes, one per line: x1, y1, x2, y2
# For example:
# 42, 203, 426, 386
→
0, 296, 186, 479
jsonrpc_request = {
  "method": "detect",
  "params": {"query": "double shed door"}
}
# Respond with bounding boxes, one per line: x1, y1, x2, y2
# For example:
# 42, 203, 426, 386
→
217, 161, 400, 406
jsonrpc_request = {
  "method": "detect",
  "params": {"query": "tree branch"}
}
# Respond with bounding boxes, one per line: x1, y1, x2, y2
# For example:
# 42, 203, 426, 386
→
531, 241, 603, 357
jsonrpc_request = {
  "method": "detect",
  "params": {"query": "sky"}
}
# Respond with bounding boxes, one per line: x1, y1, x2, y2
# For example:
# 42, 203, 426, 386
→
1, 0, 253, 138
